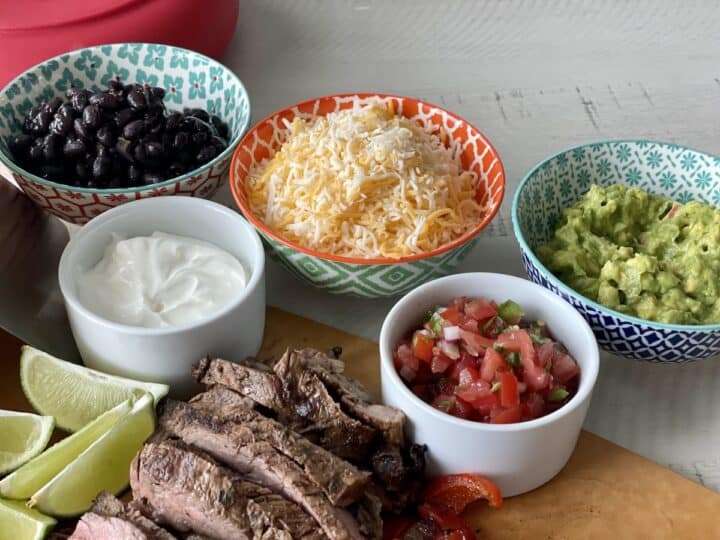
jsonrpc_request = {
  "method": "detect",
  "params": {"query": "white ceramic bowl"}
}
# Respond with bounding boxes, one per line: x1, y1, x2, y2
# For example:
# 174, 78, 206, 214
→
58, 196, 266, 397
379, 272, 599, 497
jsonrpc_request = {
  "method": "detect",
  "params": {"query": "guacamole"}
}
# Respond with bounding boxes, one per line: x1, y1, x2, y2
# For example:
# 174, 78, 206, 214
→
537, 184, 720, 325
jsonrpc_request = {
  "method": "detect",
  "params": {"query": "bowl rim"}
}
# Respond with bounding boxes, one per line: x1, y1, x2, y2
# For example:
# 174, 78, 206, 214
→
58, 196, 265, 335
511, 138, 720, 333
229, 92, 505, 265
0, 42, 252, 195
379, 272, 600, 432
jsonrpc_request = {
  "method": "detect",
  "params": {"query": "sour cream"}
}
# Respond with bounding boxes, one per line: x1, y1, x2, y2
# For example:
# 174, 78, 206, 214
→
76, 232, 247, 328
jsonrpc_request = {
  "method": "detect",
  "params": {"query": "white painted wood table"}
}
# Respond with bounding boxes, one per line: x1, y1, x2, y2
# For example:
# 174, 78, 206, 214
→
217, 0, 720, 491
1, 0, 718, 493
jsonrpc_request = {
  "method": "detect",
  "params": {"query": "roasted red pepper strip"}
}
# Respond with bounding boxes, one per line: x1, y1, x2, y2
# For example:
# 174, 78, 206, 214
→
423, 473, 503, 514
418, 504, 475, 540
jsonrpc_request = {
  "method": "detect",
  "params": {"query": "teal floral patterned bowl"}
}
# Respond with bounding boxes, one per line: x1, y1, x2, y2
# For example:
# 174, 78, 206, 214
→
0, 43, 250, 224
230, 93, 506, 298
513, 140, 720, 362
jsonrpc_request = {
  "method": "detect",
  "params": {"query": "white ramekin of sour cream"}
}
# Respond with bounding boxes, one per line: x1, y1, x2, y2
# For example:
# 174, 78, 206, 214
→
59, 196, 266, 397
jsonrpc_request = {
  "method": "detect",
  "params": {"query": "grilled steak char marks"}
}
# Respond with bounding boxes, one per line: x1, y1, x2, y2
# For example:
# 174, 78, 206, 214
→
131, 438, 325, 540
158, 399, 366, 540
191, 385, 371, 507
68, 492, 177, 540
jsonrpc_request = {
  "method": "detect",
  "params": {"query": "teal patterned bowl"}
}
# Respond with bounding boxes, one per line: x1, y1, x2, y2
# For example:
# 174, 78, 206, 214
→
230, 93, 506, 298
0, 43, 250, 224
513, 140, 720, 362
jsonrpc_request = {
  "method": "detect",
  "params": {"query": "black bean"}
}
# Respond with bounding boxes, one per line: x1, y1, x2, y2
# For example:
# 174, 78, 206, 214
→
43, 134, 62, 161
63, 137, 86, 158
173, 131, 190, 150
186, 108, 209, 122
49, 112, 73, 135
127, 89, 147, 110
26, 110, 52, 136
39, 164, 63, 179
89, 92, 120, 109
151, 87, 165, 99
115, 138, 135, 162
9, 134, 33, 155
73, 118, 93, 140
210, 135, 228, 150
44, 97, 63, 114
96, 126, 116, 147
28, 141, 44, 161
107, 80, 124, 97
142, 171, 163, 185
82, 105, 102, 129
57, 102, 75, 118
210, 115, 229, 139
92, 155, 112, 179
75, 161, 89, 180
192, 131, 208, 145
133, 142, 147, 163
163, 112, 182, 132
144, 141, 165, 159
196, 145, 218, 163
122, 119, 145, 139
160, 132, 173, 153
66, 86, 82, 99
71, 90, 89, 113
179, 150, 194, 165
127, 164, 142, 184
114, 108, 135, 129
169, 161, 186, 176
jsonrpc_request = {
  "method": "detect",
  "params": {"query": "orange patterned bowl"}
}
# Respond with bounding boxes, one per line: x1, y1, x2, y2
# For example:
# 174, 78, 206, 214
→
230, 93, 505, 297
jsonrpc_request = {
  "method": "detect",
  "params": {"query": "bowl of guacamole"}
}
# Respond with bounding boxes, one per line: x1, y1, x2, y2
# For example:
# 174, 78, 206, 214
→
512, 140, 720, 362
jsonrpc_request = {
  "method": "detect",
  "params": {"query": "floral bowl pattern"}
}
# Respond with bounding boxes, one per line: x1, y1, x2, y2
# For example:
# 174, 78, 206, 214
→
0, 43, 250, 224
512, 140, 720, 362
230, 93, 505, 298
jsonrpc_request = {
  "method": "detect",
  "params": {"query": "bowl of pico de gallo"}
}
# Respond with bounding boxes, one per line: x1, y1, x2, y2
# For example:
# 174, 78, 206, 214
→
379, 272, 599, 496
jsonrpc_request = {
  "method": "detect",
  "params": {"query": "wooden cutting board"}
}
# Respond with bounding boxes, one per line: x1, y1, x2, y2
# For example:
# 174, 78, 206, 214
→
2, 307, 719, 539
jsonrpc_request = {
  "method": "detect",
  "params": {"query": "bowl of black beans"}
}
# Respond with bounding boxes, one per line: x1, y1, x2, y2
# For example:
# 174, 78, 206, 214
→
0, 43, 250, 224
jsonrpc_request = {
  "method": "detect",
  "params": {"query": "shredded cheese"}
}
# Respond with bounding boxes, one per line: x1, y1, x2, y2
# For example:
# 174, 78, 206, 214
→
246, 100, 485, 259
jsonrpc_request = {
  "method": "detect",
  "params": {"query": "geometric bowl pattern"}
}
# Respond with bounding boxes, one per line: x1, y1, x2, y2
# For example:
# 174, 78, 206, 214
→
0, 43, 251, 224
512, 140, 720, 362
230, 93, 505, 298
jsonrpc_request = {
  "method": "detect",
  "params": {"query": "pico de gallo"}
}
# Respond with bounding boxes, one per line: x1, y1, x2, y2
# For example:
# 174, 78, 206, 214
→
393, 296, 581, 424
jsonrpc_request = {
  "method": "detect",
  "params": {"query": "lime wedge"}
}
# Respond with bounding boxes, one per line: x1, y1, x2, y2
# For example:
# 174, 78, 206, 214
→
30, 394, 155, 517
0, 498, 56, 540
20, 346, 169, 432
0, 400, 130, 500
0, 411, 54, 475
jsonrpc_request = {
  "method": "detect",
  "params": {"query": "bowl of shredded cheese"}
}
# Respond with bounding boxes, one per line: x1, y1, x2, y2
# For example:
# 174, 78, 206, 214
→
230, 94, 505, 297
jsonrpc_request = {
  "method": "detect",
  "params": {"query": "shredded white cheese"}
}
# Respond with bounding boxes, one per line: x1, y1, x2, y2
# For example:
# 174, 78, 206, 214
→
246, 100, 485, 259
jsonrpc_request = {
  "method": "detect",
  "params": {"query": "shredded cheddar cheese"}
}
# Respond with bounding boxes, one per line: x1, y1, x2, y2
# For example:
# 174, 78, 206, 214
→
246, 100, 485, 259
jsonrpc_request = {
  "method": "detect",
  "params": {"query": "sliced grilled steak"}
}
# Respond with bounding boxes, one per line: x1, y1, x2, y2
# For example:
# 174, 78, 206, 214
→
192, 357, 285, 412
194, 355, 377, 462
294, 348, 406, 446
159, 399, 365, 540
131, 439, 318, 540
352, 493, 383, 540
69, 492, 177, 540
193, 385, 371, 506
245, 497, 325, 540
273, 350, 378, 461
190, 384, 256, 410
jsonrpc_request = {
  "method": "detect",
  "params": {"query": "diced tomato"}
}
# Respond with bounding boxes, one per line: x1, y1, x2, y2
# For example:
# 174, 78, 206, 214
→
490, 404, 522, 424
432, 394, 455, 413
458, 367, 479, 385
436, 378, 455, 395
470, 392, 498, 416
456, 379, 491, 402
412, 384, 430, 401
499, 372, 519, 408
396, 343, 419, 372
412, 332, 435, 363
480, 347, 506, 382
459, 329, 495, 352
449, 354, 477, 381
524, 392, 545, 419
451, 397, 475, 420
459, 318, 479, 332
440, 305, 465, 326
452, 296, 468, 311
495, 330, 549, 391
536, 342, 554, 369
552, 351, 581, 384
431, 353, 454, 374
418, 505, 476, 540
464, 297, 497, 321
423, 473, 503, 512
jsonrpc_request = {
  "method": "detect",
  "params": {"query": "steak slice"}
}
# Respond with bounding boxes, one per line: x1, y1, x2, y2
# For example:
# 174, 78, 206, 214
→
245, 498, 325, 540
131, 439, 317, 540
159, 400, 364, 540
194, 355, 378, 462
193, 385, 371, 506
273, 350, 378, 461
69, 492, 177, 540
295, 348, 406, 447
